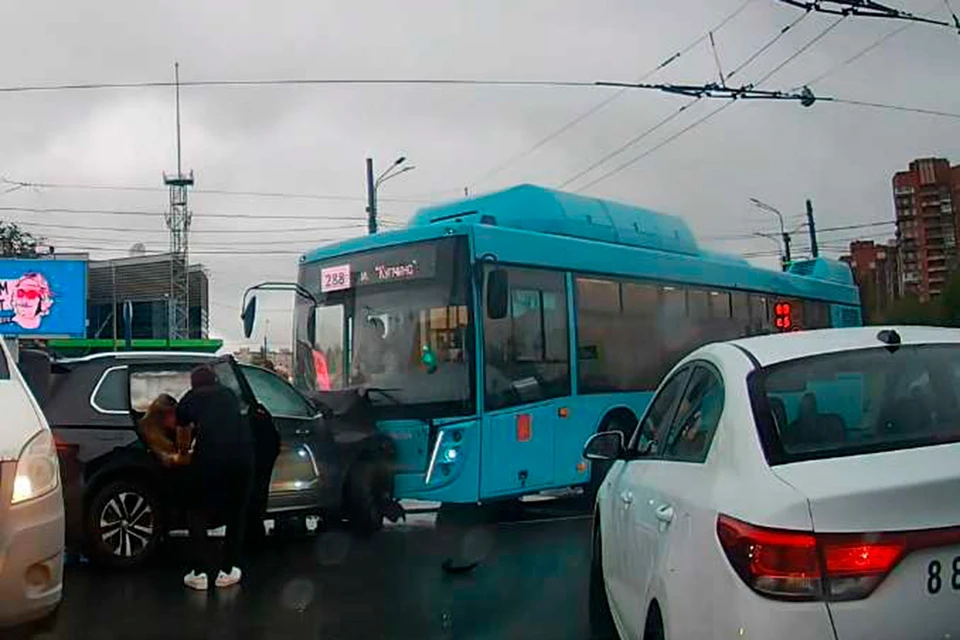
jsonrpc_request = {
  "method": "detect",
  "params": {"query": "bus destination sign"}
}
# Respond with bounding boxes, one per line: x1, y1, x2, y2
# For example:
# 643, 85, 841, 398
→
359, 259, 422, 286
318, 241, 439, 293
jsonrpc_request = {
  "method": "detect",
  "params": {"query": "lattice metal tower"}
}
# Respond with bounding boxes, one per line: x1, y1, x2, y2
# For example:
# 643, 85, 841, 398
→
163, 62, 194, 341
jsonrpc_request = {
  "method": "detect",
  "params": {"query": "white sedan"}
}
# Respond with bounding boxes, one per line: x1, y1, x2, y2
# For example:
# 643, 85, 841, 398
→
584, 327, 960, 640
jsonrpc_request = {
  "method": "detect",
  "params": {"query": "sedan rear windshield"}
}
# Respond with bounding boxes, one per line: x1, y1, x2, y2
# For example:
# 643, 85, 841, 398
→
750, 344, 960, 464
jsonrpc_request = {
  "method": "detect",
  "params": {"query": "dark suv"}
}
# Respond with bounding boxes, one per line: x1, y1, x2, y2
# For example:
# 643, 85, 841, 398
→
25, 351, 350, 568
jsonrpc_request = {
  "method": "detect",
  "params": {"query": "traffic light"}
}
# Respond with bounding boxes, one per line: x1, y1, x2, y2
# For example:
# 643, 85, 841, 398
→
774, 302, 792, 332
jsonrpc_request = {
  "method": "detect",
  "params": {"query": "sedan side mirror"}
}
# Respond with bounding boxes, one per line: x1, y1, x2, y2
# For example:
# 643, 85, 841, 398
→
583, 431, 625, 461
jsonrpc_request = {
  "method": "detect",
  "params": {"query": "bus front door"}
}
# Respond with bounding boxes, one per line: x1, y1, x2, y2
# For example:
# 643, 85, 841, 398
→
480, 401, 559, 498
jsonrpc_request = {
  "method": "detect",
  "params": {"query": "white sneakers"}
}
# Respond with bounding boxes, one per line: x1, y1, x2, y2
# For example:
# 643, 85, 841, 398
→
183, 567, 241, 590
215, 567, 242, 588
183, 571, 209, 590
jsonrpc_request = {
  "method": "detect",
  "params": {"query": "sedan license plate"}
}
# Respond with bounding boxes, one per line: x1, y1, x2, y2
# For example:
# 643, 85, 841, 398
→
925, 554, 960, 596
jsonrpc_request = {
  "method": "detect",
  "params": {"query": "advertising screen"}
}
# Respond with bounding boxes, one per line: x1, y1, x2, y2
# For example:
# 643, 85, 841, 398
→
0, 259, 87, 337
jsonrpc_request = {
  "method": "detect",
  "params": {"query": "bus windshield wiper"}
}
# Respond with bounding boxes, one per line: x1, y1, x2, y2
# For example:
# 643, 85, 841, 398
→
364, 386, 404, 406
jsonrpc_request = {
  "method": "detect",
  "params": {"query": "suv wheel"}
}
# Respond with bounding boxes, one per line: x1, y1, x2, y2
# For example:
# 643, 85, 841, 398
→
85, 479, 163, 569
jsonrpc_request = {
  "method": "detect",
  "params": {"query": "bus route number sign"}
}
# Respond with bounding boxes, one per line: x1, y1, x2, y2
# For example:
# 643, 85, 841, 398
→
321, 264, 351, 292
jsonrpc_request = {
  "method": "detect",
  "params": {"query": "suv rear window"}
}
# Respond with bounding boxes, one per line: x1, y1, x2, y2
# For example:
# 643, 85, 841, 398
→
751, 344, 960, 463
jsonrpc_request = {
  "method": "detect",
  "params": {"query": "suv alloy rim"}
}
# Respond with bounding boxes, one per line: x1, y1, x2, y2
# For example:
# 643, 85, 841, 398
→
99, 491, 155, 557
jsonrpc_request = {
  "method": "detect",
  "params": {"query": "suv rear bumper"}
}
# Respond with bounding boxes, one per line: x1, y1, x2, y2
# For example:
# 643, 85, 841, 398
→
0, 461, 65, 628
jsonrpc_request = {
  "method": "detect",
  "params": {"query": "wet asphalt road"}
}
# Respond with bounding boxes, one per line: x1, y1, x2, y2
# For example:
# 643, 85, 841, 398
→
13, 499, 612, 640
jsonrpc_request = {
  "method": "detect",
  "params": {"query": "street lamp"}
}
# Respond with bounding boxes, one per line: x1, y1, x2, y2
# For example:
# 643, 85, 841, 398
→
750, 197, 792, 271
366, 156, 416, 235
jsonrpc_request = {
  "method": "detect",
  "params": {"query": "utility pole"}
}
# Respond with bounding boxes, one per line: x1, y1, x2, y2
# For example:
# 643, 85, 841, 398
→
111, 260, 118, 349
366, 158, 377, 235
806, 199, 819, 258
366, 156, 414, 235
750, 197, 793, 271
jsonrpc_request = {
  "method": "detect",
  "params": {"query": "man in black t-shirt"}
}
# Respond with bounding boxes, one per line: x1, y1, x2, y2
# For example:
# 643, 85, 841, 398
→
177, 365, 254, 591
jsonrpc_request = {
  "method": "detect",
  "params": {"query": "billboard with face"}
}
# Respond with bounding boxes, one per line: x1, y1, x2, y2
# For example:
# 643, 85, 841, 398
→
0, 260, 87, 337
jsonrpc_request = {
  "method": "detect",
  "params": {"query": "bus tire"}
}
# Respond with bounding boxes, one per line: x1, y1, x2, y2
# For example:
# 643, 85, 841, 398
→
587, 410, 636, 500
345, 462, 388, 536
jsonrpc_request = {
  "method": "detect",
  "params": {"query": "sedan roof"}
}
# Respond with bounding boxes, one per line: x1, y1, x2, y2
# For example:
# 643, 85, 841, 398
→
729, 326, 960, 367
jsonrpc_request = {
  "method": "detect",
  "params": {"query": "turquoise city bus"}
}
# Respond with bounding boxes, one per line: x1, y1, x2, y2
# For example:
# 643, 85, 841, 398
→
286, 185, 861, 504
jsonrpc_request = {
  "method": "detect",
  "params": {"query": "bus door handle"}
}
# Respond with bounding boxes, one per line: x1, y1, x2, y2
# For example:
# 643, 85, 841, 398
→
620, 491, 633, 506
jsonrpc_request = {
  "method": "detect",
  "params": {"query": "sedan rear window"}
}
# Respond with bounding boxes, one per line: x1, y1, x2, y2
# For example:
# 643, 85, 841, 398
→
751, 344, 960, 463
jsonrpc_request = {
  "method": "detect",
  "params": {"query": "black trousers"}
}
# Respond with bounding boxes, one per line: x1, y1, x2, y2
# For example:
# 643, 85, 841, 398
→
245, 461, 272, 549
187, 457, 254, 577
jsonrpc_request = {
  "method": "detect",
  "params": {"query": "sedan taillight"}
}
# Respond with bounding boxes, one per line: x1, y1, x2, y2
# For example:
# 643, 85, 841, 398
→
715, 514, 958, 602
716, 514, 822, 600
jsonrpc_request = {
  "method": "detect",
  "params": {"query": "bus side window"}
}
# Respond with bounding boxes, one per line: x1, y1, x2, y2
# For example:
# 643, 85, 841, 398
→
576, 277, 662, 393
805, 301, 831, 329
484, 266, 569, 410
748, 294, 773, 335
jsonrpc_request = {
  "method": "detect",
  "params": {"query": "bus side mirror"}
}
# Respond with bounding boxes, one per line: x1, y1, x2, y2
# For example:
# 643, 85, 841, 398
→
241, 296, 258, 339
486, 269, 509, 320
307, 310, 317, 344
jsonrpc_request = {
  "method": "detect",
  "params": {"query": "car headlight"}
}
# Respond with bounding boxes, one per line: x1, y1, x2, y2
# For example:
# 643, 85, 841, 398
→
12, 430, 60, 505
269, 445, 319, 492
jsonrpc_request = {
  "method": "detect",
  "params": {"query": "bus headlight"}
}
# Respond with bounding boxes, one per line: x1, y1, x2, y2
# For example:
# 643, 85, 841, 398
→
426, 429, 465, 485
12, 430, 60, 505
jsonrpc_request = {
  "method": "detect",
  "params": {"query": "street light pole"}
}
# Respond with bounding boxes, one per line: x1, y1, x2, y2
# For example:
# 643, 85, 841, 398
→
366, 156, 414, 235
366, 158, 377, 235
750, 197, 792, 271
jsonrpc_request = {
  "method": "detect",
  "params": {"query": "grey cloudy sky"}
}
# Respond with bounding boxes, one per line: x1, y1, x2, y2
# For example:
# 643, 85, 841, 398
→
0, 0, 957, 350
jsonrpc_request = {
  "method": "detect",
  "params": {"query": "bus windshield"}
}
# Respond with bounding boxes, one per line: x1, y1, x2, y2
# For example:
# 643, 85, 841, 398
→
294, 237, 473, 415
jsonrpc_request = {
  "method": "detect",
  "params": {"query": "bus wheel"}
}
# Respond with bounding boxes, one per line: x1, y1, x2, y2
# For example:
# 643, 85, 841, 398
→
345, 463, 388, 536
587, 412, 635, 500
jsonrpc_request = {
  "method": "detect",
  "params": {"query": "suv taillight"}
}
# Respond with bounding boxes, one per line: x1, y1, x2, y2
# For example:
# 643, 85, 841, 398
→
717, 514, 917, 602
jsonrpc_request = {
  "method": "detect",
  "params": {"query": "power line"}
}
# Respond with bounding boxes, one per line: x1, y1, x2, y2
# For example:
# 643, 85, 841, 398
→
574, 99, 737, 192
1, 219, 367, 235
557, 99, 704, 189
819, 220, 895, 232
49, 244, 307, 256
558, 13, 841, 191
803, 20, 914, 86
37, 231, 352, 248
704, 219, 894, 242
467, 0, 758, 187
777, 0, 960, 31
0, 205, 365, 221
820, 97, 960, 119
209, 300, 291, 313
754, 15, 848, 85
0, 77, 598, 95
596, 81, 818, 104
1, 178, 434, 204
726, 10, 812, 80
